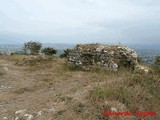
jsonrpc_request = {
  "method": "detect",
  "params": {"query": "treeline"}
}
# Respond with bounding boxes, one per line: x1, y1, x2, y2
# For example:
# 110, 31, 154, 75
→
10, 41, 69, 57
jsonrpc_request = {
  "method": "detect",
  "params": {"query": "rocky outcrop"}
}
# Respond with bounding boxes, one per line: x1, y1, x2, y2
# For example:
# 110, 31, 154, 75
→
67, 43, 139, 71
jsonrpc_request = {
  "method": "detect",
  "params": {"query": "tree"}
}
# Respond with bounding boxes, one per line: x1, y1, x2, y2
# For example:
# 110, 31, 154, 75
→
42, 47, 57, 55
24, 41, 42, 55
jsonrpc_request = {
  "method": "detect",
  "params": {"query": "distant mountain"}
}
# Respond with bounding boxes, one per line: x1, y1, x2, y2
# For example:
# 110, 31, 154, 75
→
0, 43, 160, 64
127, 44, 160, 51
43, 43, 75, 49
126, 44, 160, 64
0, 43, 75, 55
0, 39, 20, 44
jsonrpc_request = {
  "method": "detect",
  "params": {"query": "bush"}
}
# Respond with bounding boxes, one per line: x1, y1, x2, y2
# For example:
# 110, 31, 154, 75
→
60, 49, 70, 58
24, 41, 42, 55
137, 56, 144, 64
151, 65, 160, 73
155, 56, 160, 66
42, 47, 57, 55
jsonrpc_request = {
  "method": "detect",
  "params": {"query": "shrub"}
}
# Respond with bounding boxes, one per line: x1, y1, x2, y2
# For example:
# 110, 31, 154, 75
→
150, 64, 160, 73
155, 56, 160, 66
74, 103, 85, 113
24, 41, 42, 55
60, 49, 70, 58
42, 47, 57, 55
137, 56, 144, 64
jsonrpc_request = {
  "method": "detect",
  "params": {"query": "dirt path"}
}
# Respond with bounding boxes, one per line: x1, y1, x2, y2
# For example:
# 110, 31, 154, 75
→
0, 58, 102, 120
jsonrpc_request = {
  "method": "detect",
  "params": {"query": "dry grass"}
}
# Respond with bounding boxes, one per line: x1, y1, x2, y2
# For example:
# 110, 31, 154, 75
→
5, 54, 27, 62
0, 70, 5, 76
90, 67, 160, 119
13, 82, 48, 94
0, 55, 160, 120
0, 65, 6, 76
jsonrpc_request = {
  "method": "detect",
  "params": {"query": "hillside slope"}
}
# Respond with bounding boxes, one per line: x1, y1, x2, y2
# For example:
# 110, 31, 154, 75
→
0, 55, 160, 120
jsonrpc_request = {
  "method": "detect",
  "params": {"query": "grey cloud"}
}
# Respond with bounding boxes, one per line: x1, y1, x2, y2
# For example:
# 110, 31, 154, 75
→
0, 0, 160, 44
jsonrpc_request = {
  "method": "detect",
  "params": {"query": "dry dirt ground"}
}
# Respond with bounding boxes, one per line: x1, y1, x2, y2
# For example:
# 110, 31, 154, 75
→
0, 55, 160, 120
0, 55, 106, 120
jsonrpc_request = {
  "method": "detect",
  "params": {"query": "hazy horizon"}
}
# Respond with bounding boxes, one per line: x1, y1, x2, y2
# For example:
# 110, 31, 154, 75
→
0, 0, 160, 44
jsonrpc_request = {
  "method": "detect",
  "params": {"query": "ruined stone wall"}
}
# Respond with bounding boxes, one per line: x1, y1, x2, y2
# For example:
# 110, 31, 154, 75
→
67, 44, 139, 71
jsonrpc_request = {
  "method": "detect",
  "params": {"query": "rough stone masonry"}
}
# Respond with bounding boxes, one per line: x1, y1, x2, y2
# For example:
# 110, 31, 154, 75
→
67, 43, 139, 71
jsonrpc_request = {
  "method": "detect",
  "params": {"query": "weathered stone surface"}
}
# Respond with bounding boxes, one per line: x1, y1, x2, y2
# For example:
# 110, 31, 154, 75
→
134, 65, 151, 74
13, 109, 35, 120
3, 117, 8, 120
67, 44, 139, 71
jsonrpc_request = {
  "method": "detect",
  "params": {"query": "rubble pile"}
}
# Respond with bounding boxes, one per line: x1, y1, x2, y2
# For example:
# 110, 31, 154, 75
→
67, 43, 139, 71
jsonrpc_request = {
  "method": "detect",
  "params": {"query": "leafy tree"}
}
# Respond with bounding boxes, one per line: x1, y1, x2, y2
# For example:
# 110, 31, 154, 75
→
24, 41, 42, 55
42, 47, 57, 55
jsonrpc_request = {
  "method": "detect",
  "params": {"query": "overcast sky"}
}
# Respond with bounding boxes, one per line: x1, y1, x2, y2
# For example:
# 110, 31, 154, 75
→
0, 0, 160, 44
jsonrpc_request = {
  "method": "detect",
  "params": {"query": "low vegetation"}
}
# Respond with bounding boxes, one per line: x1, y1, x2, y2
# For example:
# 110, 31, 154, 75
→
90, 67, 160, 119
41, 47, 57, 55
155, 56, 160, 66
24, 41, 42, 55
0, 49, 160, 120
60, 49, 70, 58
0, 71, 5, 76
0, 65, 6, 76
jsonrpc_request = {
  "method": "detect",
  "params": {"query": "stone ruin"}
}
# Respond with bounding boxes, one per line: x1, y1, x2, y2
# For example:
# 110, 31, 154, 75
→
67, 43, 139, 71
